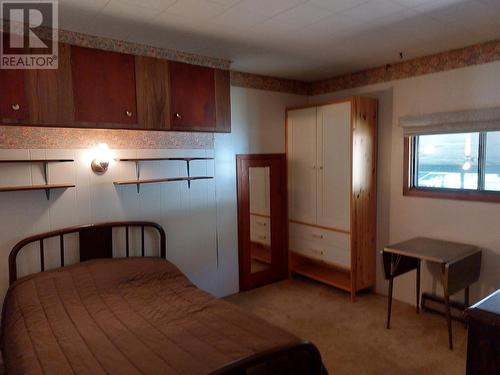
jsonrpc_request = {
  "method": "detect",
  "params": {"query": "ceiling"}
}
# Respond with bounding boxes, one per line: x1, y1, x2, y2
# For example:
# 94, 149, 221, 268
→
57, 0, 500, 81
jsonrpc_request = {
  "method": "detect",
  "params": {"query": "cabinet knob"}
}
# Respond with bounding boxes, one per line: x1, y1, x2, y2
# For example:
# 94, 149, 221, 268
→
319, 166, 323, 170
11, 104, 20, 111
175, 113, 182, 119
125, 110, 133, 117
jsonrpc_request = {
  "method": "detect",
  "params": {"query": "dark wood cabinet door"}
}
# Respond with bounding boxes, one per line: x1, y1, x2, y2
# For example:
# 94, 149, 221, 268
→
71, 46, 137, 126
25, 43, 74, 125
0, 69, 29, 123
169, 61, 216, 131
135, 55, 170, 130
215, 69, 231, 133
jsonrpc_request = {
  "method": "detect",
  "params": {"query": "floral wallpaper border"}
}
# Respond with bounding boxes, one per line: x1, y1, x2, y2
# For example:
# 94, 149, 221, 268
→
230, 71, 309, 96
0, 126, 214, 149
45, 27, 231, 70
309, 39, 500, 96
0, 24, 231, 70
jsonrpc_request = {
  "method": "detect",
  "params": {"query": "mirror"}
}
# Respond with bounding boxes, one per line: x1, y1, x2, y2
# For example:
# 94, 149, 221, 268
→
249, 167, 271, 274
237, 154, 287, 291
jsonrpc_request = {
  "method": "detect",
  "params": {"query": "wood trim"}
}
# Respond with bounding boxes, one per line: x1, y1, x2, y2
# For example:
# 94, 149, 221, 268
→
351, 97, 378, 294
290, 252, 351, 292
403, 136, 500, 203
288, 219, 350, 235
289, 250, 351, 272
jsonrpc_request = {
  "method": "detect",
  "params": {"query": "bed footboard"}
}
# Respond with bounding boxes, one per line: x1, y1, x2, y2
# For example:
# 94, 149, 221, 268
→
209, 341, 327, 375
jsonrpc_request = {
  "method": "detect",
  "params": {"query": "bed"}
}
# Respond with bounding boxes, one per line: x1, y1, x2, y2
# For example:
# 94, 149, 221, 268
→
1, 222, 326, 375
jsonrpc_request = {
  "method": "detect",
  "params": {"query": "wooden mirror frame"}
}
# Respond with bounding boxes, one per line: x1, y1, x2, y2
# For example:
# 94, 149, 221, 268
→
236, 154, 288, 291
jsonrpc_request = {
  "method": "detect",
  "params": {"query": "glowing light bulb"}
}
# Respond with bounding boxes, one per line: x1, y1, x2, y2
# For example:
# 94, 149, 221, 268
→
91, 143, 111, 173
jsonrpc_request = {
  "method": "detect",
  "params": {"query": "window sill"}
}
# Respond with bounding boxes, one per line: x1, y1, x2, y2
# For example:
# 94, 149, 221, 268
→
403, 187, 500, 204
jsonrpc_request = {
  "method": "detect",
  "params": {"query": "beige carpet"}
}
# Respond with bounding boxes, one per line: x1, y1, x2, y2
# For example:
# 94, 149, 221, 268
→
225, 276, 466, 375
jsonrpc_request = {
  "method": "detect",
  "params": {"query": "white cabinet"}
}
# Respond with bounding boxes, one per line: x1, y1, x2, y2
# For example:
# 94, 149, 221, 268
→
288, 102, 351, 231
286, 97, 378, 301
287, 107, 317, 224
316, 102, 351, 231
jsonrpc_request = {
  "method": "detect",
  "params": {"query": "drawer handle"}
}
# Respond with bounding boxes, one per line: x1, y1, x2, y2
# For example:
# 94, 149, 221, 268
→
311, 233, 324, 239
125, 110, 133, 117
12, 104, 20, 111
175, 113, 182, 119
310, 248, 324, 256
257, 221, 267, 226
258, 235, 267, 240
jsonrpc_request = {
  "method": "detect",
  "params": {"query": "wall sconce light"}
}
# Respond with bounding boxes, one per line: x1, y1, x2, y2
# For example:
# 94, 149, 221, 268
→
91, 143, 111, 174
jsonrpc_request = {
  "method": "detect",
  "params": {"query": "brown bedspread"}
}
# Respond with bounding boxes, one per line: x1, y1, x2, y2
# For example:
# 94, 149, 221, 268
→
1, 258, 304, 375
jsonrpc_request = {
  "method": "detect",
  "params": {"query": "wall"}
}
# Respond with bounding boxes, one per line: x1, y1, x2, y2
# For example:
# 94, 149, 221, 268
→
0, 86, 307, 304
311, 61, 500, 305
214, 86, 306, 296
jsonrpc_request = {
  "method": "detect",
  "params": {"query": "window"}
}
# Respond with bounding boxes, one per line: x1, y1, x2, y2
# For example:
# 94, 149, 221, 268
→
404, 131, 500, 202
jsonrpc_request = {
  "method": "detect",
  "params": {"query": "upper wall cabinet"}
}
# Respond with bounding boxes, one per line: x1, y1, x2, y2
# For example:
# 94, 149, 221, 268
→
0, 41, 231, 132
71, 46, 138, 126
169, 62, 231, 132
0, 69, 29, 123
25, 43, 74, 126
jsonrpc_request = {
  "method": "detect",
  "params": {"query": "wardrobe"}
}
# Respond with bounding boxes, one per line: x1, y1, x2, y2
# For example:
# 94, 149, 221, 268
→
286, 97, 377, 301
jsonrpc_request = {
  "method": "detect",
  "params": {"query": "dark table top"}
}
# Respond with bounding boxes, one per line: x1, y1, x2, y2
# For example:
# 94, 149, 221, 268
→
465, 289, 500, 326
384, 237, 480, 264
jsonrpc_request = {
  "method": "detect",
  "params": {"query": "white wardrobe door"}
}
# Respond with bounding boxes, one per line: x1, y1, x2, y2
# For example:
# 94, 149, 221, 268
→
287, 107, 317, 224
316, 102, 351, 231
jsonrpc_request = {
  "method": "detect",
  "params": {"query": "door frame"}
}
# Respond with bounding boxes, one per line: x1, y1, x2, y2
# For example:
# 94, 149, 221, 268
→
236, 154, 288, 291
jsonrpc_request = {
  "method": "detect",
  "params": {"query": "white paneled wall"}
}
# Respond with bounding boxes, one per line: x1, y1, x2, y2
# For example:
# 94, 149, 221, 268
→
0, 148, 219, 303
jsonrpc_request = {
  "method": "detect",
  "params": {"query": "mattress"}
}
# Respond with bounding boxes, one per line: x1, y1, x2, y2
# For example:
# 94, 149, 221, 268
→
1, 258, 313, 375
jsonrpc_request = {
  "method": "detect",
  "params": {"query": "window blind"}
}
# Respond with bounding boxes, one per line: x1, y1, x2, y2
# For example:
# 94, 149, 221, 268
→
399, 107, 500, 135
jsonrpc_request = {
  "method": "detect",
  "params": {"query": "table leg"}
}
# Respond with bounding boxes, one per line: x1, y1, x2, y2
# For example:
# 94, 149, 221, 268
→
386, 253, 394, 329
464, 286, 470, 329
442, 264, 453, 350
416, 260, 421, 314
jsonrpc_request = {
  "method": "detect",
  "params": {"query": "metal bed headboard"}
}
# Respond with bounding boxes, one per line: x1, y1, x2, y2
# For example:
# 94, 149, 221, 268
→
9, 221, 166, 285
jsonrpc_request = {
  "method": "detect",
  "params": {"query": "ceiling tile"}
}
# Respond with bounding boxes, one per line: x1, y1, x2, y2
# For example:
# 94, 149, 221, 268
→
115, 0, 178, 11
161, 0, 229, 20
235, 0, 308, 17
210, 7, 269, 30
207, 0, 243, 6
309, 0, 371, 13
101, 0, 161, 22
272, 3, 332, 27
340, 0, 408, 21
57, 0, 500, 81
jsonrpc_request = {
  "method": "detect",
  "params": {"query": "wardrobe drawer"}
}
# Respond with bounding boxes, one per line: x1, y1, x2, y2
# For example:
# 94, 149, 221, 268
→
250, 215, 270, 231
251, 230, 270, 246
290, 223, 349, 246
250, 215, 271, 246
289, 223, 350, 268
